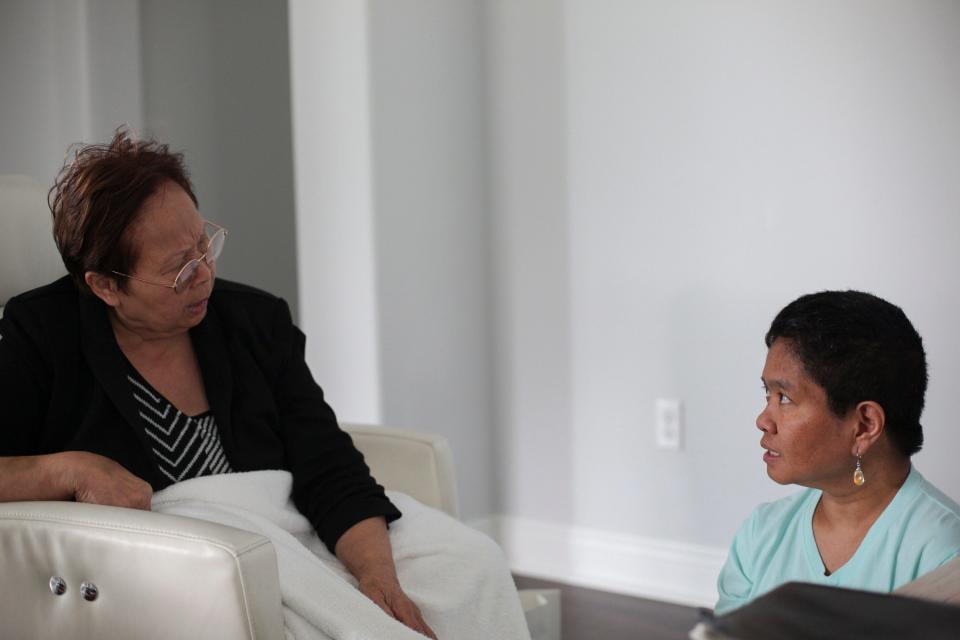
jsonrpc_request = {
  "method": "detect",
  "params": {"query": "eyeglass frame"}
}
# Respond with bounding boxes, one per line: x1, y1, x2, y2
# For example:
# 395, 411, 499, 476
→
111, 220, 228, 294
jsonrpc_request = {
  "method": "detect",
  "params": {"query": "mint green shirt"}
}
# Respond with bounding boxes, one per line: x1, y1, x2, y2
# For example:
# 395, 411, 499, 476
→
715, 466, 960, 616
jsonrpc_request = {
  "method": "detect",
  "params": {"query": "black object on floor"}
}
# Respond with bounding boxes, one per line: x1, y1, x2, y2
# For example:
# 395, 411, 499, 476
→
704, 581, 960, 640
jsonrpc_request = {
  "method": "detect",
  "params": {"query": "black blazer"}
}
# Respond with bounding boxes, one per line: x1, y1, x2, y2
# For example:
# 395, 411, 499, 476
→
0, 276, 400, 552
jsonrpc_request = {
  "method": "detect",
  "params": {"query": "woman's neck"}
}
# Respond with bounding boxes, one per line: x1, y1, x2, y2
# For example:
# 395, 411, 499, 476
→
817, 452, 911, 530
109, 310, 189, 357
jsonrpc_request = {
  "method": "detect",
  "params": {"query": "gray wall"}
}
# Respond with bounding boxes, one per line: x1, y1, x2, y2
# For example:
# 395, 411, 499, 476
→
289, 0, 497, 519
141, 0, 299, 317
485, 0, 574, 526
368, 0, 497, 519
0, 0, 139, 182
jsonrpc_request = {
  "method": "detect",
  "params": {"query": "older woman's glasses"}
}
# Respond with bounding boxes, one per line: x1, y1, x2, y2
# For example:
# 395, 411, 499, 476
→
112, 221, 227, 294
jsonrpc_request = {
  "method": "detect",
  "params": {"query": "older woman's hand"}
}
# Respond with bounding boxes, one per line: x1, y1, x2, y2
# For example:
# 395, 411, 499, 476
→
64, 451, 154, 510
357, 569, 437, 640
336, 516, 438, 639
0, 451, 153, 509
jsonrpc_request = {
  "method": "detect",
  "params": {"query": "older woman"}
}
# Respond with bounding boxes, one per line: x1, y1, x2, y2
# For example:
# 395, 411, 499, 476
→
715, 290, 960, 615
0, 132, 528, 639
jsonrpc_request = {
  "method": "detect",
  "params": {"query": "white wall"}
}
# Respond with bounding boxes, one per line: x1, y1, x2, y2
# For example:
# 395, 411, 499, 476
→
288, 0, 384, 425
478, 0, 960, 604
560, 0, 960, 542
291, 0, 960, 605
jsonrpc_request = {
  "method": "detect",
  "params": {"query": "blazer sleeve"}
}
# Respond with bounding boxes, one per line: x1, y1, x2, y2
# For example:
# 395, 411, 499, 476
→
269, 298, 401, 553
0, 298, 49, 455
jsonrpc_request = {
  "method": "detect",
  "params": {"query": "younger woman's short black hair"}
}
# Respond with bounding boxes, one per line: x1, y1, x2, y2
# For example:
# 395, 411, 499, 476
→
765, 290, 927, 457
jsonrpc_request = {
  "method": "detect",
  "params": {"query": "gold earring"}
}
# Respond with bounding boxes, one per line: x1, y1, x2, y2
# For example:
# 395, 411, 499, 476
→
853, 454, 865, 486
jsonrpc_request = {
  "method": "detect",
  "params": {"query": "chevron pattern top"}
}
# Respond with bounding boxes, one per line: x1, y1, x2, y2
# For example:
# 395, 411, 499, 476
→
127, 373, 233, 484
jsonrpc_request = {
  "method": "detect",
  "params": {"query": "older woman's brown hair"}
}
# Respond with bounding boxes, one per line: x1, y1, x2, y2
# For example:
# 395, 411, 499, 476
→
50, 128, 198, 294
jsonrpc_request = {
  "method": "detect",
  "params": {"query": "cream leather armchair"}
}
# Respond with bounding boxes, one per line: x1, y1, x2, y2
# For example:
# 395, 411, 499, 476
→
0, 424, 464, 639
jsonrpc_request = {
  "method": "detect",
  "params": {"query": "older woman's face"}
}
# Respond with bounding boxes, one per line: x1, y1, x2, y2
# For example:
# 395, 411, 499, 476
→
757, 339, 857, 490
115, 182, 215, 334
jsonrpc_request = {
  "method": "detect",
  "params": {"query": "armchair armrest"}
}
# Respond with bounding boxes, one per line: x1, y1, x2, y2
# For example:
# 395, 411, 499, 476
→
0, 501, 284, 640
343, 423, 460, 519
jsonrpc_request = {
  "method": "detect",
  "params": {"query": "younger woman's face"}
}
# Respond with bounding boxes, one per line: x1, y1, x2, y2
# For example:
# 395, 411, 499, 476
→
757, 339, 858, 490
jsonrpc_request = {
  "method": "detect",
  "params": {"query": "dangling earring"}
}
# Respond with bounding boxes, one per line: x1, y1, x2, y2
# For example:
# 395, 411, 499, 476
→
853, 453, 865, 487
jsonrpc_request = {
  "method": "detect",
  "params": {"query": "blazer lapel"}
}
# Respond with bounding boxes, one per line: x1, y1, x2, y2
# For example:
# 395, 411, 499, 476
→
190, 302, 236, 457
78, 292, 164, 486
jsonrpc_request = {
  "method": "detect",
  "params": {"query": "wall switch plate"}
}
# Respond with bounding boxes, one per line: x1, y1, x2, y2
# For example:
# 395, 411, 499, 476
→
655, 398, 682, 450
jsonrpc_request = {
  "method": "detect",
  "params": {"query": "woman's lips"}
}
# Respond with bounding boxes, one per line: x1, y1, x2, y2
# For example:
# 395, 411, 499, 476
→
187, 298, 208, 314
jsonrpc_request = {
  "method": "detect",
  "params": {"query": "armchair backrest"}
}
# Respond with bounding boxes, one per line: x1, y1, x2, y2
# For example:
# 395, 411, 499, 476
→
344, 423, 460, 519
0, 174, 66, 310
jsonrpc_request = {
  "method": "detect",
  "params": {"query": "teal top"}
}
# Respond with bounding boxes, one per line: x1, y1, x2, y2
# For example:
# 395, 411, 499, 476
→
715, 466, 960, 616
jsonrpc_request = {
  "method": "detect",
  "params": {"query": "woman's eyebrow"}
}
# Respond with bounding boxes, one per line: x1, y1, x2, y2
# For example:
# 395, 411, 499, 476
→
162, 246, 193, 265
163, 230, 205, 262
761, 377, 794, 391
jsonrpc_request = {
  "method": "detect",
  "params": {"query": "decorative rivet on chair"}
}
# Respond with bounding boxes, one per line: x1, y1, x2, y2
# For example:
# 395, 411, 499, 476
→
80, 582, 99, 602
49, 576, 67, 595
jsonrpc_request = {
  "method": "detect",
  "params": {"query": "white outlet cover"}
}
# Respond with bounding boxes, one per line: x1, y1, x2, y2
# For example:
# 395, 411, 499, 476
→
655, 398, 682, 450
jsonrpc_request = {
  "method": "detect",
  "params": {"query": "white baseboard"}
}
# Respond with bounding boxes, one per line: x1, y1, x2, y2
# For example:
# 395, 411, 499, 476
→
469, 515, 727, 609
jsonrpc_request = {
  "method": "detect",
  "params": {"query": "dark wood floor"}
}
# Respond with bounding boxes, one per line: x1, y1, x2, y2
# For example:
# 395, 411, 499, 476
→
514, 574, 703, 640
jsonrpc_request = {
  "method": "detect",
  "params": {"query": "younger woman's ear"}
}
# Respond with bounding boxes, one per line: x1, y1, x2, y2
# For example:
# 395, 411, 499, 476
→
84, 272, 121, 308
852, 400, 885, 456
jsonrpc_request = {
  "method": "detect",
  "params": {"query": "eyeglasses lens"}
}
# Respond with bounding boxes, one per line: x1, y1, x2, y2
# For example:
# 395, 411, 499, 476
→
207, 229, 225, 264
175, 261, 199, 293
174, 228, 225, 293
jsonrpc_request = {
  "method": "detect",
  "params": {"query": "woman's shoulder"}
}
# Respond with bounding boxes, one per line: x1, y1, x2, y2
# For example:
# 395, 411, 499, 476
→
900, 468, 960, 547
207, 278, 294, 338
3, 275, 76, 312
864, 467, 960, 580
910, 468, 960, 519
1, 276, 79, 370
211, 278, 280, 303
210, 279, 288, 318
1, 276, 78, 334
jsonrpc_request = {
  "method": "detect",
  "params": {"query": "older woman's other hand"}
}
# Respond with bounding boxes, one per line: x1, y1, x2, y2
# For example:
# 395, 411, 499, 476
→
336, 516, 438, 639
65, 451, 153, 510
358, 571, 438, 639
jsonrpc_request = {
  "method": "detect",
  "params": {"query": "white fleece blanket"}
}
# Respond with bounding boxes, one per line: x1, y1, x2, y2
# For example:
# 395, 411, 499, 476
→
152, 471, 530, 640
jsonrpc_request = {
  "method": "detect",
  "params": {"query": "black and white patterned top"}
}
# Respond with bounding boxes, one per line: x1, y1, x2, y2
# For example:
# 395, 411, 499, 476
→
127, 373, 233, 484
